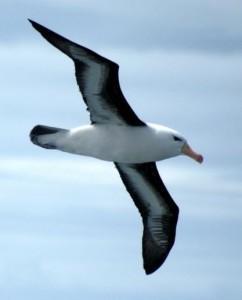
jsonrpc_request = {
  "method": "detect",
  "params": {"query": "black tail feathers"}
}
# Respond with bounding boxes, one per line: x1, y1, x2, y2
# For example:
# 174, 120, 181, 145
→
30, 124, 66, 149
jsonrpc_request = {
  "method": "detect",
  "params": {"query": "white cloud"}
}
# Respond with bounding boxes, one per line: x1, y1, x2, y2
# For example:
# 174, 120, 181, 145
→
1, 155, 241, 218
0, 156, 119, 185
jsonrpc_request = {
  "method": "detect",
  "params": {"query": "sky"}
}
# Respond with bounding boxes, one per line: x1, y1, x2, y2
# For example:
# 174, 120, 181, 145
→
1, 0, 242, 299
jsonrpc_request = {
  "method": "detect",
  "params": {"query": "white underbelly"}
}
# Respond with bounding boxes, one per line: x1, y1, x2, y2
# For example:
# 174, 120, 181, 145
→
57, 124, 176, 163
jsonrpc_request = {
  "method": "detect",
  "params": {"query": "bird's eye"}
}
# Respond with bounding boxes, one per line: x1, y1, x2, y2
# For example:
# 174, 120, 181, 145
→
173, 136, 182, 142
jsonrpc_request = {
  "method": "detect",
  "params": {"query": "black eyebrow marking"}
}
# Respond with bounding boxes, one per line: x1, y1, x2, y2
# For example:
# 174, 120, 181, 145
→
173, 136, 182, 142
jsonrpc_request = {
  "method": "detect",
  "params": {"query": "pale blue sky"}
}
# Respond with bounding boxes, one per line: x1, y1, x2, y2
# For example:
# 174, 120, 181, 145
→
1, 1, 242, 299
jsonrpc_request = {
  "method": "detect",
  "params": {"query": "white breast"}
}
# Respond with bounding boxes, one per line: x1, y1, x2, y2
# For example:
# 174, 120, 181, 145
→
56, 123, 180, 163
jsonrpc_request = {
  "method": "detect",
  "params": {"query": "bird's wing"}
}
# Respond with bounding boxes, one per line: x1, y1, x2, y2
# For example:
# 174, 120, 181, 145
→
115, 162, 179, 275
29, 20, 145, 126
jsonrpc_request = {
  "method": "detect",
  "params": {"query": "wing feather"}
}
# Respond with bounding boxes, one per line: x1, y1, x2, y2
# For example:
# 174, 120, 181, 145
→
115, 162, 179, 274
29, 20, 145, 126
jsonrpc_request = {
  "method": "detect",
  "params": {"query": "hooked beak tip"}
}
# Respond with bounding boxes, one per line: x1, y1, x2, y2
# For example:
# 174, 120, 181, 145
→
182, 143, 204, 164
196, 154, 204, 164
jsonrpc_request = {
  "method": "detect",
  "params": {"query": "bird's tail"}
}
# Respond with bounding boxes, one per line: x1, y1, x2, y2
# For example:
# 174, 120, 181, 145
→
30, 125, 67, 149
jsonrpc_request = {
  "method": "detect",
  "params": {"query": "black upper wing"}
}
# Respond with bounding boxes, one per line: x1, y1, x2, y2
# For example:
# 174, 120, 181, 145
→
29, 20, 145, 126
115, 162, 179, 274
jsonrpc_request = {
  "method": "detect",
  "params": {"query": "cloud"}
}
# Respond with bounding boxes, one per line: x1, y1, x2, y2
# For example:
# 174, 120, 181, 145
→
1, 156, 241, 221
1, 157, 242, 299
1, 0, 242, 52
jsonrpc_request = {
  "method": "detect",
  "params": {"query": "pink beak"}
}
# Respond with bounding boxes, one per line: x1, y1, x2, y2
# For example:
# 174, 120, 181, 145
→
182, 143, 203, 163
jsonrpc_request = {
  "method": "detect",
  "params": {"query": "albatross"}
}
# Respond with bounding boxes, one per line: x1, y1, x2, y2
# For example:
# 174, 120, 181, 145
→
29, 20, 203, 275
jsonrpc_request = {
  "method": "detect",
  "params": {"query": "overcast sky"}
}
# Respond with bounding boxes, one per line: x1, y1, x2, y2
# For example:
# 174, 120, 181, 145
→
1, 1, 242, 299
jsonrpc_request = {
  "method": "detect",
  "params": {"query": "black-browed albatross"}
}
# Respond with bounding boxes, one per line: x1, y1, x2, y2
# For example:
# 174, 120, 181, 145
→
29, 20, 203, 275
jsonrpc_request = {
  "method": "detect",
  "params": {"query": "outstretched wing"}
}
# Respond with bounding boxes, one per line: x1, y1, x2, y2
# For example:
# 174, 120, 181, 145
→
29, 20, 145, 126
115, 162, 179, 275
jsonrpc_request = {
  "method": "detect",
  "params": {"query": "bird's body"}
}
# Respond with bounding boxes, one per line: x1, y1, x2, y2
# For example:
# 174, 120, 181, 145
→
29, 20, 203, 275
37, 123, 183, 163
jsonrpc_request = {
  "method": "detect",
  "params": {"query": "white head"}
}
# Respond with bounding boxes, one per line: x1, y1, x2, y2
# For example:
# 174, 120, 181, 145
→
168, 131, 203, 163
150, 123, 203, 163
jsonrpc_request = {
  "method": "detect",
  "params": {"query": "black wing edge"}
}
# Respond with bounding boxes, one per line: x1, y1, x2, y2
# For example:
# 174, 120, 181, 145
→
28, 19, 115, 65
142, 215, 178, 275
28, 19, 146, 127
115, 162, 179, 275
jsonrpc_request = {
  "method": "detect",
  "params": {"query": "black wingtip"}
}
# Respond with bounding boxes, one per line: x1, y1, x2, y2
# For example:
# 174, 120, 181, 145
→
28, 19, 37, 27
143, 243, 170, 275
145, 269, 153, 275
144, 264, 160, 275
27, 18, 74, 57
28, 19, 45, 32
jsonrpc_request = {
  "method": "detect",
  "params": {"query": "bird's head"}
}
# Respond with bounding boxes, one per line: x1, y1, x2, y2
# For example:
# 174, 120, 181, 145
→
171, 133, 203, 163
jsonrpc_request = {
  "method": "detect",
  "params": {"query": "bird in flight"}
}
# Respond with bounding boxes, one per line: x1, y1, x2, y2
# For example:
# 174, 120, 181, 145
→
29, 20, 203, 275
